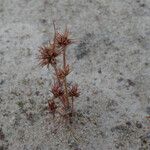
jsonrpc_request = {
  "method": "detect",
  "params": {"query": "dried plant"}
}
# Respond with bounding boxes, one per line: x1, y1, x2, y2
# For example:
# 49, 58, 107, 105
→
38, 22, 80, 125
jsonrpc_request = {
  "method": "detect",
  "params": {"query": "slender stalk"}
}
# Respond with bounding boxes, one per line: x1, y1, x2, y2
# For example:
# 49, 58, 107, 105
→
53, 20, 56, 45
52, 63, 61, 85
71, 96, 74, 113
60, 95, 67, 107
63, 47, 69, 108
63, 47, 66, 68
51, 64, 67, 107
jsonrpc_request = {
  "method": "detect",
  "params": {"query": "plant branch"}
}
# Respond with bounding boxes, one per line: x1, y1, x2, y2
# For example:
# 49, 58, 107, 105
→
52, 63, 61, 85
71, 96, 74, 113
63, 47, 69, 108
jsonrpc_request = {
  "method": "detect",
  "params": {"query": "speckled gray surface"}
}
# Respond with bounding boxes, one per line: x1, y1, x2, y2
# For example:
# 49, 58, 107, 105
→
0, 0, 150, 149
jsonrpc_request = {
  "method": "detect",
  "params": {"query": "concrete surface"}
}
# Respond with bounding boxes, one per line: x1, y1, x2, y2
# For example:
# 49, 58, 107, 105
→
0, 0, 150, 149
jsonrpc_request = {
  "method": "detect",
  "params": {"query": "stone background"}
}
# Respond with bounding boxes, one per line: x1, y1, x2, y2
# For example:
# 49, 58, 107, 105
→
0, 0, 150, 149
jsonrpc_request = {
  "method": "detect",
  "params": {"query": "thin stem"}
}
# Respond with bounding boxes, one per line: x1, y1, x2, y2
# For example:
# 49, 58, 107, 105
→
63, 47, 66, 68
53, 20, 56, 45
63, 47, 69, 108
52, 64, 61, 85
51, 64, 68, 108
59, 95, 67, 107
71, 96, 74, 113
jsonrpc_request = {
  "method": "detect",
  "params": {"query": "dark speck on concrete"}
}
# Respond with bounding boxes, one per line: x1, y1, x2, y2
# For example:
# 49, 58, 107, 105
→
0, 145, 5, 150
75, 33, 94, 60
139, 132, 150, 148
136, 0, 140, 3
111, 124, 129, 133
76, 42, 89, 60
136, 121, 142, 128
0, 80, 5, 85
103, 38, 114, 46
35, 91, 40, 96
0, 98, 2, 103
39, 19, 47, 24
86, 97, 90, 101
94, 101, 98, 104
127, 79, 135, 87
115, 142, 124, 149
98, 68, 101, 74
68, 138, 79, 149
126, 121, 132, 126
117, 77, 124, 83
140, 3, 146, 7
137, 35, 144, 44
0, 9, 3, 13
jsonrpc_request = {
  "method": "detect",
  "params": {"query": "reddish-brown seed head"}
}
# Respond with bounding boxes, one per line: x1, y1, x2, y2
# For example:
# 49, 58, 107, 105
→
57, 65, 70, 79
51, 82, 64, 97
55, 27, 73, 48
38, 43, 60, 67
69, 84, 80, 97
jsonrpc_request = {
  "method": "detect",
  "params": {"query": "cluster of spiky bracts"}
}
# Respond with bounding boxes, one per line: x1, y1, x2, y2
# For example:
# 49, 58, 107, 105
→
38, 22, 80, 124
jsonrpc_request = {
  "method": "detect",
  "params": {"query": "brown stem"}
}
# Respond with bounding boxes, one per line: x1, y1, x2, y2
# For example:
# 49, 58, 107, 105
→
71, 96, 74, 113
63, 47, 69, 108
63, 47, 66, 68
59, 95, 67, 107
53, 20, 56, 45
52, 64, 61, 85
51, 64, 68, 108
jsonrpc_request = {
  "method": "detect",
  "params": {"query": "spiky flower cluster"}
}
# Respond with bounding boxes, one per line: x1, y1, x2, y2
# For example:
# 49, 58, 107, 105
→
38, 22, 80, 124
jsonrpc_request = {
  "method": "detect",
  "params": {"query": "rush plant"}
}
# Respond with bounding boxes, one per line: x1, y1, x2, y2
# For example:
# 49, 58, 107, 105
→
38, 22, 80, 125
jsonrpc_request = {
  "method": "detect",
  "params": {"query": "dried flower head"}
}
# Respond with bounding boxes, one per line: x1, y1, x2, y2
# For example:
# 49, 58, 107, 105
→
69, 84, 80, 97
51, 82, 64, 97
55, 27, 72, 48
57, 65, 70, 79
38, 22, 80, 126
38, 43, 60, 67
